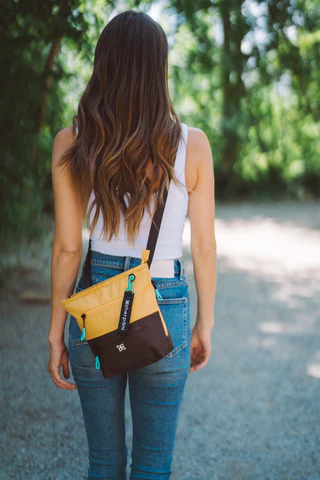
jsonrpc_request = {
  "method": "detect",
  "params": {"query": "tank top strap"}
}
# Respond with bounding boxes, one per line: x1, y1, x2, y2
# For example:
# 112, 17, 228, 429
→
173, 123, 188, 184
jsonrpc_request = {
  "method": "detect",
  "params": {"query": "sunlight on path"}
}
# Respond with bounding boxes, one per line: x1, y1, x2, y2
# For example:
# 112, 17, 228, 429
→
182, 204, 320, 379
183, 211, 320, 300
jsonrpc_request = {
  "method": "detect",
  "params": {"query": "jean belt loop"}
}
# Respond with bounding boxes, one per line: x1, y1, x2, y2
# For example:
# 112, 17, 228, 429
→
124, 255, 131, 272
178, 258, 183, 280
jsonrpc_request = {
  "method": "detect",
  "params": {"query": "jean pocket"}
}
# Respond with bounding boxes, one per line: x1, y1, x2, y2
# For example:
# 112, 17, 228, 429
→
157, 296, 189, 359
90, 265, 123, 284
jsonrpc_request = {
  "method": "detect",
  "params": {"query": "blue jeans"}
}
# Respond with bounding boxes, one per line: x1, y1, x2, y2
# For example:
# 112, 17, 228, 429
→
68, 250, 191, 480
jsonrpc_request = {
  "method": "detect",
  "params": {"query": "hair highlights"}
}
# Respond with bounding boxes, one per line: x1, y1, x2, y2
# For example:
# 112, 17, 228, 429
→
58, 10, 184, 245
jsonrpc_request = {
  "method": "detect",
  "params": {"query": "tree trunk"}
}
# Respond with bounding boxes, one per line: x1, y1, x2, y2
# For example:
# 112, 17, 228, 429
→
219, 0, 246, 198
32, 35, 63, 172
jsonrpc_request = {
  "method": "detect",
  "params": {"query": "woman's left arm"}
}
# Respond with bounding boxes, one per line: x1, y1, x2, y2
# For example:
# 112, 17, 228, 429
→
47, 127, 83, 390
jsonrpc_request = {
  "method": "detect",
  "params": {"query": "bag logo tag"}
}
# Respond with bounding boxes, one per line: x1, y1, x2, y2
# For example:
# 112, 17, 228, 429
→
117, 273, 136, 336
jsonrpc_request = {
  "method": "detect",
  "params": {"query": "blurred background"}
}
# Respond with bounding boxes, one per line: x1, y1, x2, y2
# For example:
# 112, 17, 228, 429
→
1, 1, 319, 479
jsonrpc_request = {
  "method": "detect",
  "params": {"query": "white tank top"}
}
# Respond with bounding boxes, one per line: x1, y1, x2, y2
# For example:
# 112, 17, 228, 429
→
84, 123, 189, 260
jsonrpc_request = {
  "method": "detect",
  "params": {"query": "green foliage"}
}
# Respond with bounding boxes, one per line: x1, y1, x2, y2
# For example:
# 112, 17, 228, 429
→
168, 0, 320, 199
1, 0, 319, 251
0, 0, 114, 250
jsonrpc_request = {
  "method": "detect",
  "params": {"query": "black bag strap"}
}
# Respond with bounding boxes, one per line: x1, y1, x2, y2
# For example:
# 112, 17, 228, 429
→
83, 185, 170, 288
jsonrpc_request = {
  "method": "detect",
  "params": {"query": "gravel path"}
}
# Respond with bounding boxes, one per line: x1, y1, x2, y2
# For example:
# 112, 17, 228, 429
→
1, 201, 319, 480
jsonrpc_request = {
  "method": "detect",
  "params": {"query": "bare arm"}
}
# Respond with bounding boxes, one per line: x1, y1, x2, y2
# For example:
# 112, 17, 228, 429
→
48, 127, 83, 345
187, 128, 217, 330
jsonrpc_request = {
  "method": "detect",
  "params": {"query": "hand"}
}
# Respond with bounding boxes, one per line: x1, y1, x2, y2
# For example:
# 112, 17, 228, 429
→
47, 340, 77, 390
189, 321, 212, 373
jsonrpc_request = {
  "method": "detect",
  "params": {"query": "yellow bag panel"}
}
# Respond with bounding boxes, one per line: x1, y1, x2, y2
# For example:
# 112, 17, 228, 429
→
62, 262, 147, 313
61, 258, 164, 340
158, 308, 169, 337
75, 283, 160, 340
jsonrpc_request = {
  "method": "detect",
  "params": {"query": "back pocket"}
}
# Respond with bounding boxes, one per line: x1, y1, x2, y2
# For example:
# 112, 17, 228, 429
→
158, 296, 189, 359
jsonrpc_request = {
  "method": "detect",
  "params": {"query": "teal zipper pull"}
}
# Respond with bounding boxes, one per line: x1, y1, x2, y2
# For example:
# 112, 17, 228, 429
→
155, 288, 163, 300
151, 279, 163, 300
80, 314, 86, 340
95, 356, 100, 369
126, 273, 136, 292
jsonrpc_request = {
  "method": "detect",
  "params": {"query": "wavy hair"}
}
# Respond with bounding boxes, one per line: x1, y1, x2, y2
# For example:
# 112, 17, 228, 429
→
58, 10, 185, 245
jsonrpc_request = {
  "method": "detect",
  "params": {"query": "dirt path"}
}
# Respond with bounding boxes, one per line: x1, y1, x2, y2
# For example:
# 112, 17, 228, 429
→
1, 201, 319, 479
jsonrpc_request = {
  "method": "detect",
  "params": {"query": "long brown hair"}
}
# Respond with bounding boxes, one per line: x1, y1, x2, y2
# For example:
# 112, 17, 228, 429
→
58, 10, 185, 245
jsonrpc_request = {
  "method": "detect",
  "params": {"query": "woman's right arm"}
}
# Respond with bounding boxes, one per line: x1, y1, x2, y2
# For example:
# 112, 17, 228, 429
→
187, 127, 217, 372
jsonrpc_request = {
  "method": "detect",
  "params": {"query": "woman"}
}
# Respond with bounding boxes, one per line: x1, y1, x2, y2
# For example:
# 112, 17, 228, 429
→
47, 10, 216, 480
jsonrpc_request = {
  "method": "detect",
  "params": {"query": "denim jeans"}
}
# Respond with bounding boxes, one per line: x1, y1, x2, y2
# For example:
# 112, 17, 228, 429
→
68, 250, 191, 480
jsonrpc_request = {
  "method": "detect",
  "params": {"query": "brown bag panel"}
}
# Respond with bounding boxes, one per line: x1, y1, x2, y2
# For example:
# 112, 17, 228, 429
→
88, 311, 174, 378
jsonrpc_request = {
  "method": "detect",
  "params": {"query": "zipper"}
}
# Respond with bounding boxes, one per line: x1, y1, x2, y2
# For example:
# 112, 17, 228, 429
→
83, 295, 124, 319
151, 279, 163, 300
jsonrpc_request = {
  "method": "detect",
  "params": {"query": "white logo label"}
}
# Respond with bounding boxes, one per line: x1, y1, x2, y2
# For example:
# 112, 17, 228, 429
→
116, 343, 126, 352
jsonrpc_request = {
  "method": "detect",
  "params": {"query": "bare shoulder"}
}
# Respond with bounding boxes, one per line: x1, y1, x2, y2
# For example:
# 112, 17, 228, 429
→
185, 126, 213, 191
52, 125, 77, 168
54, 125, 77, 147
187, 126, 209, 147
187, 127, 212, 162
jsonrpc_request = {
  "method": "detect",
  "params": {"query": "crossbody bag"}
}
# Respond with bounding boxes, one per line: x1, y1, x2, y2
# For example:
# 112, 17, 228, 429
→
61, 185, 174, 378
